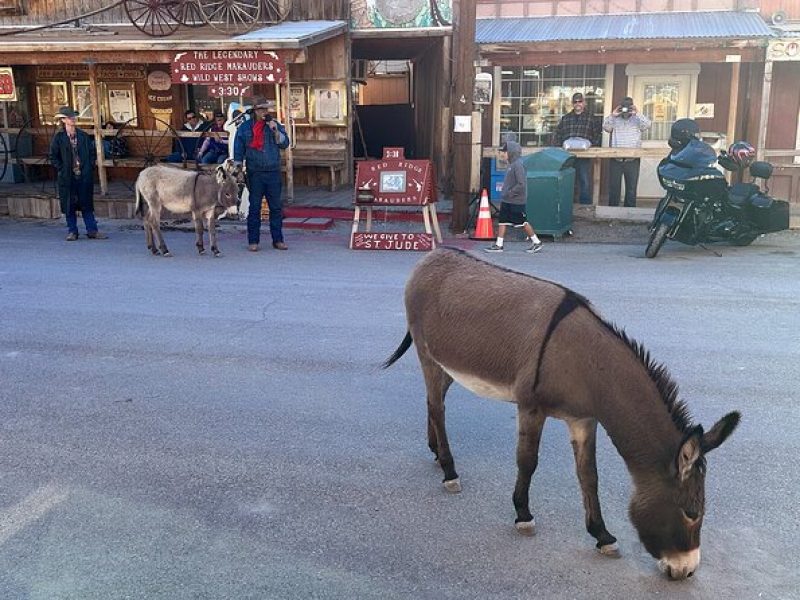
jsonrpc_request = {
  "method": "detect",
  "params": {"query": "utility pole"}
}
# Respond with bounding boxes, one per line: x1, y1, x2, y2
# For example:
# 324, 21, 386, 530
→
449, 0, 477, 233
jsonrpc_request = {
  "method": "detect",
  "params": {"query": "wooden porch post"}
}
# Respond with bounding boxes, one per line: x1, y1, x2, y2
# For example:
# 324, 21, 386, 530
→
726, 60, 741, 149
756, 59, 773, 162
282, 68, 294, 202
88, 64, 108, 196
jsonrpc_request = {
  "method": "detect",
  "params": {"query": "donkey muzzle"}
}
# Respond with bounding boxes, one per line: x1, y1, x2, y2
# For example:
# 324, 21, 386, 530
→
658, 548, 700, 579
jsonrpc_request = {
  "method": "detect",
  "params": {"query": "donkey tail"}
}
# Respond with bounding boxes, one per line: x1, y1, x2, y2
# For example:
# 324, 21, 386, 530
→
382, 331, 413, 369
134, 182, 144, 217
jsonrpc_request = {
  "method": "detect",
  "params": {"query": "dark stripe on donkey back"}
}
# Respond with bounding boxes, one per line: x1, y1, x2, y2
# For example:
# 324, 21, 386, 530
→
533, 291, 583, 390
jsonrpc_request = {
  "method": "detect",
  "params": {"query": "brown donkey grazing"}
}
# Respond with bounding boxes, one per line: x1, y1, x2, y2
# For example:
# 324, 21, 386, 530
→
384, 247, 740, 580
134, 159, 242, 257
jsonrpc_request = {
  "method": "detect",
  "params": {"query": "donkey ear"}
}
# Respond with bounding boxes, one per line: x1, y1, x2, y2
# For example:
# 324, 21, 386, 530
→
215, 165, 226, 185
676, 431, 702, 482
701, 411, 741, 453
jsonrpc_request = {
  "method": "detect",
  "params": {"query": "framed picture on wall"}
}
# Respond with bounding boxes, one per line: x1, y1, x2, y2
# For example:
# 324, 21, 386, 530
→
311, 82, 347, 126
71, 82, 95, 123
105, 82, 137, 126
35, 82, 68, 124
287, 84, 309, 124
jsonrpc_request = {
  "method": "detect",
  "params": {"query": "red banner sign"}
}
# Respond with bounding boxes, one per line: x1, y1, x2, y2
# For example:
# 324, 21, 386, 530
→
0, 67, 15, 101
351, 233, 434, 251
171, 50, 286, 86
354, 147, 437, 206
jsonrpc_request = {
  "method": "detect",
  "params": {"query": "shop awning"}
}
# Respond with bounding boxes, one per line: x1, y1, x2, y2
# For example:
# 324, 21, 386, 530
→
476, 11, 774, 44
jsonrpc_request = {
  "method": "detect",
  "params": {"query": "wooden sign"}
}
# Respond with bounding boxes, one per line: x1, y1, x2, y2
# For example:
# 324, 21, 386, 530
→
354, 147, 437, 206
351, 233, 434, 251
36, 65, 88, 80
97, 65, 147, 80
0, 67, 16, 101
171, 50, 286, 85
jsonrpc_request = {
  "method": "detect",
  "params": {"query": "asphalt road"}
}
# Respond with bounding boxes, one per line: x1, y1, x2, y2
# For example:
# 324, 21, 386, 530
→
0, 219, 798, 599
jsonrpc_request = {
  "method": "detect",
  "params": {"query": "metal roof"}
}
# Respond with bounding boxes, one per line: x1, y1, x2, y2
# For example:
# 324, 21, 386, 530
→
233, 20, 347, 46
476, 11, 774, 44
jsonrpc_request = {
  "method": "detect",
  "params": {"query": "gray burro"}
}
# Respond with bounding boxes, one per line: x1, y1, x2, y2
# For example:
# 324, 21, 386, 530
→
383, 247, 740, 580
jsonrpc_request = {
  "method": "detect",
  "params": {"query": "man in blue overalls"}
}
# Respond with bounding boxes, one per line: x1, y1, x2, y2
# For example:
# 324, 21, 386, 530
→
233, 98, 291, 252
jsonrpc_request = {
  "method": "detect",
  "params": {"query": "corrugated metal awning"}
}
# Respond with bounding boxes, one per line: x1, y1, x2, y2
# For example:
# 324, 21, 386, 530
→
476, 11, 774, 44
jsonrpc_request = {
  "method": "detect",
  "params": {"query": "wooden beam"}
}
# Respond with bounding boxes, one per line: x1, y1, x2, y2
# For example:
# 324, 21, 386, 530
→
756, 60, 773, 162
450, 0, 478, 233
88, 64, 108, 196
727, 60, 741, 150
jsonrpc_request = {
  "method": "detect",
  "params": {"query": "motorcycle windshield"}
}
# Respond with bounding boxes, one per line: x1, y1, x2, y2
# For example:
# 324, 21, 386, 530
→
658, 139, 725, 191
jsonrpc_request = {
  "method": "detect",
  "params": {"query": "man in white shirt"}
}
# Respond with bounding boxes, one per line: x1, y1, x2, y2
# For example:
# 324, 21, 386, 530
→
602, 97, 652, 207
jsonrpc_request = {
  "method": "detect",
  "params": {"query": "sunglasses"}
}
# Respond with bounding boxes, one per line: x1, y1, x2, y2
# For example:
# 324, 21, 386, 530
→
573, 99, 585, 104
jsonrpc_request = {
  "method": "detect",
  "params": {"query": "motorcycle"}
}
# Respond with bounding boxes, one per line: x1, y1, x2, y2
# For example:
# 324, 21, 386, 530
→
645, 125, 790, 259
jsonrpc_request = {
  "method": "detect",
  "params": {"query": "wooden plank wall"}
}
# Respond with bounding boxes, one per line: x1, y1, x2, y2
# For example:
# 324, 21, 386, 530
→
414, 36, 449, 190
359, 75, 409, 105
475, 0, 745, 17
0, 0, 350, 27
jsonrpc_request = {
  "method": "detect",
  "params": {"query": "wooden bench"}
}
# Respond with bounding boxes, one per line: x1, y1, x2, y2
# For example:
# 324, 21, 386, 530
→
289, 141, 348, 192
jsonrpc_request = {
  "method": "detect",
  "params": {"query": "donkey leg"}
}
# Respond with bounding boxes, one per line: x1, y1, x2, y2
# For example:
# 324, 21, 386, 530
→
566, 418, 619, 556
207, 212, 221, 257
144, 220, 158, 255
419, 357, 459, 492
512, 406, 546, 535
194, 215, 206, 255
150, 218, 170, 257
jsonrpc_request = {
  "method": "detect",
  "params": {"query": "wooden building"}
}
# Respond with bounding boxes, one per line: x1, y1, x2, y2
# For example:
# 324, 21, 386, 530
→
474, 0, 798, 215
0, 0, 352, 210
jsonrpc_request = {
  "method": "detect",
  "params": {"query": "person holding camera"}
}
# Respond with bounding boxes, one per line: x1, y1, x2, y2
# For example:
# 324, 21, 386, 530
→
602, 96, 651, 207
233, 97, 290, 251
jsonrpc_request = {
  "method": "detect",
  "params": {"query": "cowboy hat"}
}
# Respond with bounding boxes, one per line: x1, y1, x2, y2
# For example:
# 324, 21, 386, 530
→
251, 97, 276, 110
54, 106, 80, 119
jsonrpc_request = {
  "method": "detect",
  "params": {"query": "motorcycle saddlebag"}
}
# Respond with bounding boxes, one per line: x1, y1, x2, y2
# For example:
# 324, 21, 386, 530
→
747, 194, 790, 232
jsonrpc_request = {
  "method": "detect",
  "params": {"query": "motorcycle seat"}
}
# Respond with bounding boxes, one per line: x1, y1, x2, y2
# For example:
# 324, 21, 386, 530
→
728, 183, 760, 207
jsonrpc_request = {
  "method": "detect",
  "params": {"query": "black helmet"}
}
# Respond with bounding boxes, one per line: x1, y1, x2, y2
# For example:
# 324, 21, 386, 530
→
668, 118, 700, 150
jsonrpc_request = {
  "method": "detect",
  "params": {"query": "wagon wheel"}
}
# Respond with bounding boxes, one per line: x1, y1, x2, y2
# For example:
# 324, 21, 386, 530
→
114, 115, 187, 189
262, 0, 290, 23
198, 0, 261, 34
14, 117, 58, 190
169, 0, 206, 27
124, 0, 181, 37
0, 131, 9, 182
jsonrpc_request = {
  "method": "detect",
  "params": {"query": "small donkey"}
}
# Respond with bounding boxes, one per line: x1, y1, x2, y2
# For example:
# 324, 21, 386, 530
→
134, 159, 242, 257
384, 247, 739, 579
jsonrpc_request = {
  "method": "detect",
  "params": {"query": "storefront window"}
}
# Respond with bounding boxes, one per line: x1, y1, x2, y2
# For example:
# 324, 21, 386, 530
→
500, 64, 606, 147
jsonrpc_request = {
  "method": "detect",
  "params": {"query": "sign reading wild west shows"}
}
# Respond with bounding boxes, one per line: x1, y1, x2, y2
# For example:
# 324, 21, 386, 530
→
350, 147, 442, 251
171, 50, 286, 97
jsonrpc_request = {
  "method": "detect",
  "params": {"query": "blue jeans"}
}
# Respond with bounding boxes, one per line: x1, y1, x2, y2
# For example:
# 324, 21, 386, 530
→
66, 207, 98, 234
200, 149, 227, 164
574, 158, 592, 205
246, 170, 283, 245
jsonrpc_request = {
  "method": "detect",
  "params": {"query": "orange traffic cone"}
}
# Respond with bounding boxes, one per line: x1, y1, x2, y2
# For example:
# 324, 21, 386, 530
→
470, 189, 495, 240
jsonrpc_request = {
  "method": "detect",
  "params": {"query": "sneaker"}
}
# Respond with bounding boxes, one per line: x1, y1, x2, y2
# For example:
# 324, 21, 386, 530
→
272, 241, 288, 250
248, 244, 259, 252
87, 231, 108, 240
65, 232, 79, 241
484, 244, 503, 253
526, 242, 543, 254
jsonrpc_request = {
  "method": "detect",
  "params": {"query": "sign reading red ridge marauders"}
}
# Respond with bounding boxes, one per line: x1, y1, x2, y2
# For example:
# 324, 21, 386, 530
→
354, 147, 437, 206
171, 50, 286, 87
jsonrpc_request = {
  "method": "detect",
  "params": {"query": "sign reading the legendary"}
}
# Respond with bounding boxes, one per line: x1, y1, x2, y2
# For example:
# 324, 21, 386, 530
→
354, 147, 437, 206
171, 50, 286, 85
351, 232, 434, 251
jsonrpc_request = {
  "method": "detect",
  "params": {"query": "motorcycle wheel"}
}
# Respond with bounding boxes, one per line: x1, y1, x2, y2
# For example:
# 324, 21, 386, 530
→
645, 222, 669, 258
731, 233, 759, 246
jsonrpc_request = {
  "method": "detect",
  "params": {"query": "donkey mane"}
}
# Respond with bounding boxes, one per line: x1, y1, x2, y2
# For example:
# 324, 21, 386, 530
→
441, 247, 695, 436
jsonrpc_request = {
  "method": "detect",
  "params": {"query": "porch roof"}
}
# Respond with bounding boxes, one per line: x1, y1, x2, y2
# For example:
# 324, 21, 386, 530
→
476, 11, 774, 44
0, 20, 347, 54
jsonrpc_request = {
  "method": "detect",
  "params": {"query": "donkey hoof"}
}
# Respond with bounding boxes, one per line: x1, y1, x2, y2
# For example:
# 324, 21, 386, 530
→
213, 251, 222, 258
598, 542, 620, 558
515, 520, 535, 536
162, 251, 172, 258
198, 248, 206, 255
442, 478, 461, 493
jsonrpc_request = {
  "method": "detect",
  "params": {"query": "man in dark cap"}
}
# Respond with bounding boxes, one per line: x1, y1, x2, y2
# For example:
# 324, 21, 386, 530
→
553, 92, 602, 204
233, 98, 290, 251
602, 96, 651, 207
49, 106, 107, 241
197, 111, 229, 165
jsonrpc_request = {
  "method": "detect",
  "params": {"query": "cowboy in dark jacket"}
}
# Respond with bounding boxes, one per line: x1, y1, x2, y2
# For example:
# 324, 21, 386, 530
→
49, 106, 107, 241
233, 97, 290, 251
